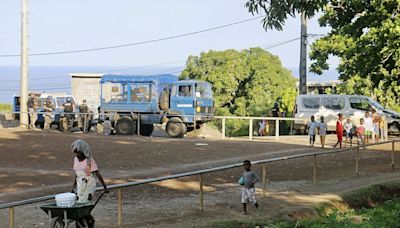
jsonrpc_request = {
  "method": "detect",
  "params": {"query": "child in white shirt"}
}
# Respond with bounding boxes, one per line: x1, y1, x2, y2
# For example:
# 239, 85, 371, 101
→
344, 118, 354, 147
307, 116, 319, 147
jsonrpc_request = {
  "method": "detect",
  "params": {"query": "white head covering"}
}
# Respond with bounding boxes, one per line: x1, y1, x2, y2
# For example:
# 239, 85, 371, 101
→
71, 139, 92, 165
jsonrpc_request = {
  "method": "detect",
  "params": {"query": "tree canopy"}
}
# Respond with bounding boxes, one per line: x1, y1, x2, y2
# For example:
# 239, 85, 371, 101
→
246, 0, 400, 111
180, 48, 297, 135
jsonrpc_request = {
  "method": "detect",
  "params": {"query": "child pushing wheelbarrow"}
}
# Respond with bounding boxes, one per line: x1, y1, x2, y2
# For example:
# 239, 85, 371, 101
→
41, 139, 108, 228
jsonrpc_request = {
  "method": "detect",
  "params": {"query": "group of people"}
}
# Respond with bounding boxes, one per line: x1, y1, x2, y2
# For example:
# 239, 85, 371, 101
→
27, 93, 92, 132
258, 102, 284, 136
307, 110, 386, 149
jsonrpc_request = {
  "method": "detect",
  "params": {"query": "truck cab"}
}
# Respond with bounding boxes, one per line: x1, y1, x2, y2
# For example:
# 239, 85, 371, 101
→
99, 74, 214, 137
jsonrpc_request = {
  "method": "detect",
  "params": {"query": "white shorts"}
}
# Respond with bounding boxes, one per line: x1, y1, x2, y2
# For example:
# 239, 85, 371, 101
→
242, 187, 257, 204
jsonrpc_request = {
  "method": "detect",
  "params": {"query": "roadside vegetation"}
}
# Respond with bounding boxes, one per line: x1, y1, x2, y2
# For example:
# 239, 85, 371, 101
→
0, 103, 12, 112
246, 0, 400, 112
204, 182, 400, 228
181, 48, 297, 136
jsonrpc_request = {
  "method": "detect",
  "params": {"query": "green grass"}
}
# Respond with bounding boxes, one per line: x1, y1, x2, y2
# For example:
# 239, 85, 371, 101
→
202, 182, 400, 228
0, 103, 12, 112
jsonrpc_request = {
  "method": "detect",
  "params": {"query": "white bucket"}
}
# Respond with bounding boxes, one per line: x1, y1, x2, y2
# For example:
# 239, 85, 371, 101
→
55, 193, 77, 207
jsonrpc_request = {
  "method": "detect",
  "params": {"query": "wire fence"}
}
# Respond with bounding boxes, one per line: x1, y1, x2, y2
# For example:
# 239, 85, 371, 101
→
0, 139, 398, 227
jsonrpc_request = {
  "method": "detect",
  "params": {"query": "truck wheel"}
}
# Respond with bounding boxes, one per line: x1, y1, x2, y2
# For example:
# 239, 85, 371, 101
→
140, 124, 154, 136
166, 117, 187, 138
116, 117, 135, 135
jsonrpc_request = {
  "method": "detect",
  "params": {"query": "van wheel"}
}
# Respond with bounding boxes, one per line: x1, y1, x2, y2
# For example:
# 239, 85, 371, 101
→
166, 117, 186, 138
116, 117, 135, 135
389, 122, 400, 134
140, 124, 154, 136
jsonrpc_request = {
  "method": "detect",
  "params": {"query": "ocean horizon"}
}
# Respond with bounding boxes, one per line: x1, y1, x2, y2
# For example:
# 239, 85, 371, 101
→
0, 65, 338, 103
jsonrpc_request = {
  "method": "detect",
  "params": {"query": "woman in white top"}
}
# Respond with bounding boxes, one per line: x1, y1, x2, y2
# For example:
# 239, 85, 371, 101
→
318, 116, 328, 149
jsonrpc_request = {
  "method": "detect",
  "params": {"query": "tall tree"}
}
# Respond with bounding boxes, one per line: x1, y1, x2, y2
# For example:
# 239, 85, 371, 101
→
180, 48, 297, 135
246, 0, 400, 111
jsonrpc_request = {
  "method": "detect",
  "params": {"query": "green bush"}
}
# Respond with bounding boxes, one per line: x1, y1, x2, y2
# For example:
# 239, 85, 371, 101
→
0, 103, 12, 112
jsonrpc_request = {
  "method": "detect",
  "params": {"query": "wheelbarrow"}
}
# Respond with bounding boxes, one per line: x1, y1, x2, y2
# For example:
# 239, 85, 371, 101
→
40, 192, 105, 228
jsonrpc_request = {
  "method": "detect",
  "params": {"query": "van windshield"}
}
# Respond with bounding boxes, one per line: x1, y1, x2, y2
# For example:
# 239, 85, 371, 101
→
368, 99, 384, 110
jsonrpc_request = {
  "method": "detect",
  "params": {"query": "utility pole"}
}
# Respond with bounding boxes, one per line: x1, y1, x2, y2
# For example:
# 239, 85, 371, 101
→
299, 12, 307, 95
20, 0, 29, 127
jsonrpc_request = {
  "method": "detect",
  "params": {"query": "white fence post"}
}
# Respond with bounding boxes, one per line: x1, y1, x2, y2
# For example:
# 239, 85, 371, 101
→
137, 114, 140, 136
275, 119, 279, 141
221, 118, 226, 139
249, 118, 253, 140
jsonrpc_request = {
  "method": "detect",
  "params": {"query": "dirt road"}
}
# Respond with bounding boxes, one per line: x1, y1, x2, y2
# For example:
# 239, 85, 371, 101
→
0, 127, 399, 227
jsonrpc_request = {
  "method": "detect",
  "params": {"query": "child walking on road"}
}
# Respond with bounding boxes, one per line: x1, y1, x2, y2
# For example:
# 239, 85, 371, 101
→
357, 118, 366, 147
319, 116, 328, 149
364, 112, 373, 144
239, 160, 260, 215
307, 116, 319, 147
344, 118, 354, 147
334, 113, 344, 149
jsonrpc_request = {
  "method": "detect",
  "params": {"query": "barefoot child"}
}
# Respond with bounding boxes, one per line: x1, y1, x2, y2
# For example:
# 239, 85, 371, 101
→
364, 112, 373, 144
239, 160, 260, 214
344, 118, 354, 147
357, 118, 366, 148
318, 116, 327, 148
307, 116, 319, 147
334, 113, 344, 148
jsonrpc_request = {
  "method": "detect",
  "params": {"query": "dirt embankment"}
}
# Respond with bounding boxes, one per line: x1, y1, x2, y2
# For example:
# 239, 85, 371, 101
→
0, 128, 399, 227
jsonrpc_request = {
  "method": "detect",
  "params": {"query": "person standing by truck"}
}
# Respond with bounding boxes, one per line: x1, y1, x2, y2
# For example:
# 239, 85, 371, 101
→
43, 96, 55, 130
269, 102, 281, 136
78, 100, 90, 132
27, 93, 38, 129
62, 97, 75, 132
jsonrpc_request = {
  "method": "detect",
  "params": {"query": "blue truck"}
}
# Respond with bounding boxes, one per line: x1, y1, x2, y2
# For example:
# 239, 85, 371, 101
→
99, 74, 214, 137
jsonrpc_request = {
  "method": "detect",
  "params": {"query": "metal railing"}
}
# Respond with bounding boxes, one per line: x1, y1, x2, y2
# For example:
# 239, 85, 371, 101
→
214, 116, 304, 141
3, 111, 392, 142
0, 139, 398, 227
1, 111, 307, 141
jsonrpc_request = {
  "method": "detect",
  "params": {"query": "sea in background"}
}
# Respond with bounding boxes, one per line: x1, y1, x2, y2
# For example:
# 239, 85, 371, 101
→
0, 65, 338, 104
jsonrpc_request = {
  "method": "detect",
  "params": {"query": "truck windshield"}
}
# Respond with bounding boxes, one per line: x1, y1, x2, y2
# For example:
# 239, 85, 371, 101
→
195, 83, 212, 99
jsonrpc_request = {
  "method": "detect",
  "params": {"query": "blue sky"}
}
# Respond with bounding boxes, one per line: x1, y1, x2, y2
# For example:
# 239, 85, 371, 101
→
0, 0, 339, 102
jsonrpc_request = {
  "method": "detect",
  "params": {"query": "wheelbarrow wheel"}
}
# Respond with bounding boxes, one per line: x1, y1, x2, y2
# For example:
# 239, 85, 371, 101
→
51, 217, 65, 228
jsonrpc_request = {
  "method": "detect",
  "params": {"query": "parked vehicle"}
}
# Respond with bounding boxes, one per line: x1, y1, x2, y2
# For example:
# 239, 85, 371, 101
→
12, 93, 76, 128
293, 94, 400, 134
98, 74, 214, 137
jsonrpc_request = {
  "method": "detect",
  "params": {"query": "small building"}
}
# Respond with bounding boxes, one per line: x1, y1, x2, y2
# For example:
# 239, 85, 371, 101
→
70, 73, 103, 111
296, 80, 342, 94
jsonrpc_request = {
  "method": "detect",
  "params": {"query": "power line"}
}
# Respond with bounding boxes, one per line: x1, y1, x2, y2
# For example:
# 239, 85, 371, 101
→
0, 16, 264, 58
261, 37, 300, 49
99, 60, 186, 74
0, 37, 300, 84
0, 86, 71, 92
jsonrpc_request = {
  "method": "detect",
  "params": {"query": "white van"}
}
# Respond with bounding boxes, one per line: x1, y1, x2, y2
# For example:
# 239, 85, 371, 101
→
294, 94, 400, 134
